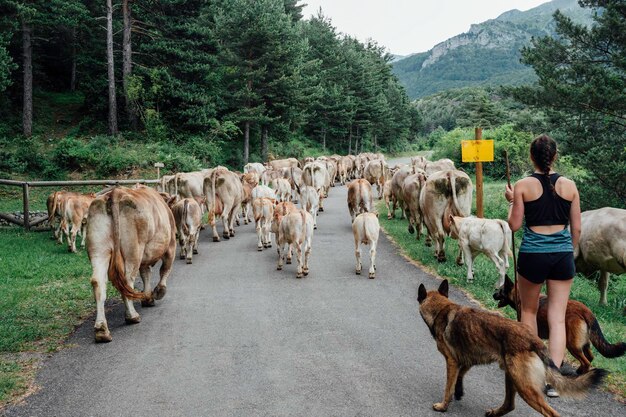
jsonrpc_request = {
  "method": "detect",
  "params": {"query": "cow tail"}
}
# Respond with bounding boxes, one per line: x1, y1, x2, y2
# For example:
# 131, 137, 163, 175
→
49, 191, 59, 223
449, 172, 462, 217
182, 199, 190, 235
174, 174, 179, 197
358, 181, 366, 213
292, 167, 301, 195
106, 189, 145, 300
380, 160, 385, 184
212, 171, 217, 221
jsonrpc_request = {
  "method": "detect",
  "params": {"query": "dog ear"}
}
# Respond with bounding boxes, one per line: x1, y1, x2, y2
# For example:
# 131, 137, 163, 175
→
417, 284, 427, 304
438, 280, 449, 298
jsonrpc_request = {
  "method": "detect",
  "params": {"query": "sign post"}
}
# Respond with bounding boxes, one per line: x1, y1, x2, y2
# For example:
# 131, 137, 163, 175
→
154, 162, 164, 180
461, 128, 493, 218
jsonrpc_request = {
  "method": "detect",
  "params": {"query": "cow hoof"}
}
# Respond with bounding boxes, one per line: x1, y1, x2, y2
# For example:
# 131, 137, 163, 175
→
314, 225, 317, 230
267, 244, 272, 248
296, 273, 303, 279
179, 254, 185, 260
303, 269, 309, 276
257, 247, 263, 251
141, 297, 155, 307
153, 285, 167, 300
277, 266, 282, 271
222, 234, 230, 240
236, 220, 240, 226
286, 259, 292, 265
229, 231, 235, 237
408, 225, 415, 234
356, 269, 361, 275
125, 315, 141, 325
94, 323, 112, 343
186, 259, 192, 264
319, 207, 324, 212
193, 249, 198, 254
437, 256, 447, 263
456, 258, 464, 266
213, 236, 220, 242
369, 273, 375, 279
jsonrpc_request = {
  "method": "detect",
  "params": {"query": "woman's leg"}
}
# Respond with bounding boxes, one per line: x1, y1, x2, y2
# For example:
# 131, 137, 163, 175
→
517, 274, 542, 336
546, 278, 573, 368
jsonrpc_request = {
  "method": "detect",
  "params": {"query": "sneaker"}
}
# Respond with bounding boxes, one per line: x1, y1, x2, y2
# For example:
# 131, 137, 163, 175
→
545, 384, 559, 398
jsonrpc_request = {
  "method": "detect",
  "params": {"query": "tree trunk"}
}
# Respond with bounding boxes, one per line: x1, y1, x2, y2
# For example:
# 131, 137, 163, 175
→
355, 126, 359, 155
261, 126, 268, 162
106, 0, 118, 135
70, 28, 76, 91
322, 127, 326, 151
22, 20, 33, 138
243, 121, 250, 164
122, 0, 137, 129
348, 126, 352, 155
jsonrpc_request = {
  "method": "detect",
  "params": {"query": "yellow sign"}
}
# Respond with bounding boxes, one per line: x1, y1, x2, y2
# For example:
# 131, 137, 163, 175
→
461, 140, 494, 162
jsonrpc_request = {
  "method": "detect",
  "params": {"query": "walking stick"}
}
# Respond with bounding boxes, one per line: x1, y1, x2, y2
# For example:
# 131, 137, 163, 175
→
504, 150, 521, 322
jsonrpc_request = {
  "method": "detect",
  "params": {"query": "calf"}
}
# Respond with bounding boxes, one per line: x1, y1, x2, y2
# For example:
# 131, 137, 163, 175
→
277, 209, 315, 278
47, 191, 80, 244
170, 197, 204, 264
363, 159, 388, 199
298, 185, 320, 229
272, 202, 297, 264
352, 212, 380, 279
253, 197, 275, 251
449, 215, 512, 287
271, 177, 292, 202
403, 171, 427, 240
383, 180, 393, 219
347, 179, 374, 222
60, 193, 96, 253
240, 173, 259, 225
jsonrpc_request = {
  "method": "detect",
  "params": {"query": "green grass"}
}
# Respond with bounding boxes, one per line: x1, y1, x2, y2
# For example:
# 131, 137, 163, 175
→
378, 179, 626, 399
0, 228, 95, 405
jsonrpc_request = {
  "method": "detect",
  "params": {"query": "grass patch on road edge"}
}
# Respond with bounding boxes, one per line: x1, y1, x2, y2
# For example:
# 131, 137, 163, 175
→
0, 228, 94, 407
377, 179, 626, 400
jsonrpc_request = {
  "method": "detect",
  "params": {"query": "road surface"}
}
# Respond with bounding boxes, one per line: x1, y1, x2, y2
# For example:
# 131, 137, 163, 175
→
3, 170, 623, 416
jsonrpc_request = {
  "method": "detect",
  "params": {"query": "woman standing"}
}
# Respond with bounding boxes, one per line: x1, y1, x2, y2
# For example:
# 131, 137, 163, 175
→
505, 134, 582, 398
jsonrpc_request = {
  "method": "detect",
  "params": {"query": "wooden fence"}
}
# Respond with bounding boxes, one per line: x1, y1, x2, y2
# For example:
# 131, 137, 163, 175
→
0, 178, 159, 231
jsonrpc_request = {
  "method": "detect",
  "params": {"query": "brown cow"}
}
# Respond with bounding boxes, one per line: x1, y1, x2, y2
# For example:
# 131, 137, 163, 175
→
86, 185, 176, 343
389, 165, 415, 219
363, 158, 388, 199
347, 179, 374, 222
276, 208, 315, 278
240, 172, 259, 225
47, 190, 80, 243
60, 193, 96, 253
420, 170, 472, 262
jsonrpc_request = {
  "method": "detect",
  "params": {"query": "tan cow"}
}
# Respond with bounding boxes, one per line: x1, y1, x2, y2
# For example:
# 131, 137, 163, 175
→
271, 201, 298, 264
47, 190, 80, 243
575, 207, 626, 306
411, 155, 428, 171
389, 165, 415, 219
352, 212, 380, 279
175, 171, 207, 199
252, 184, 276, 201
449, 215, 512, 287
204, 168, 243, 242
271, 177, 292, 202
158, 174, 177, 195
363, 158, 388, 199
323, 158, 338, 187
86, 185, 176, 343
276, 208, 314, 278
420, 170, 473, 262
253, 197, 275, 251
261, 169, 283, 186
403, 171, 428, 239
347, 179, 374, 222
60, 193, 96, 253
243, 162, 266, 178
170, 197, 204, 264
383, 180, 393, 219
302, 161, 329, 211
240, 173, 259, 225
424, 158, 455, 176
283, 166, 303, 202
337, 156, 351, 185
269, 157, 300, 171
297, 184, 320, 229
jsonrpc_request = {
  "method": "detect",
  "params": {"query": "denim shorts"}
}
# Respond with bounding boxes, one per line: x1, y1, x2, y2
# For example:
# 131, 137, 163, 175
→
517, 252, 575, 284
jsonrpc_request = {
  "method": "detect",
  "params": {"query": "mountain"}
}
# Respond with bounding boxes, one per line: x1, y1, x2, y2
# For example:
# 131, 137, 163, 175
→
393, 0, 593, 99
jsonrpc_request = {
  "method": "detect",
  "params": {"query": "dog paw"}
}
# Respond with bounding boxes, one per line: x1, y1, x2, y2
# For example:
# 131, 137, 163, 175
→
432, 403, 448, 412
454, 390, 464, 400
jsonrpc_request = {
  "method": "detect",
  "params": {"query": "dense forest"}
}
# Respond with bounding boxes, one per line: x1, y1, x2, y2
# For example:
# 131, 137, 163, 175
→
0, 0, 419, 177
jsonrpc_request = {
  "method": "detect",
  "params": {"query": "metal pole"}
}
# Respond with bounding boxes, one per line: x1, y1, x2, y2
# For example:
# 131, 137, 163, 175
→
475, 127, 484, 218
22, 182, 30, 231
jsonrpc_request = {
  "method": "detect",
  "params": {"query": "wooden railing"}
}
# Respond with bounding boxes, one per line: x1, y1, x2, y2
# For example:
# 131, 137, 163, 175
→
0, 178, 159, 231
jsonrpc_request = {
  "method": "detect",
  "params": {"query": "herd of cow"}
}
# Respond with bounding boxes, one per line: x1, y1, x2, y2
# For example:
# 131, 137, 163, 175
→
44, 152, 624, 343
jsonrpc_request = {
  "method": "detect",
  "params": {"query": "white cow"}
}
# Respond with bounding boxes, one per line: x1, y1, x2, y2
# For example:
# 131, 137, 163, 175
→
449, 215, 512, 287
271, 178, 292, 202
298, 185, 320, 229
352, 212, 380, 279
244, 162, 266, 178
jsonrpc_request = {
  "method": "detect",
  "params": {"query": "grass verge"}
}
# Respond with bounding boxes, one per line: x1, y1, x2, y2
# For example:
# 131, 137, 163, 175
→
377, 179, 626, 399
0, 228, 95, 407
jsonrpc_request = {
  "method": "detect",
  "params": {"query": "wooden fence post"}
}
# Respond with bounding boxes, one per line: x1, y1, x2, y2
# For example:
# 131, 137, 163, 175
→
22, 182, 30, 231
475, 127, 484, 218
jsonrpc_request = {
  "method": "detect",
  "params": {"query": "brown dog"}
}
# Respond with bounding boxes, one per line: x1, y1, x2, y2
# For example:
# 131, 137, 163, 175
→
493, 275, 625, 374
418, 280, 607, 417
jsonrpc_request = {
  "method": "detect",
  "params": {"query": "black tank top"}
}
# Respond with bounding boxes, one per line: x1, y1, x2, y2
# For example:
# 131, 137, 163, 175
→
523, 173, 572, 227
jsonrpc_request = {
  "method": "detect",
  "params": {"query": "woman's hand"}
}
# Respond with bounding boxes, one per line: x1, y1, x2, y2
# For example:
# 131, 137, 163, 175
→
505, 184, 514, 203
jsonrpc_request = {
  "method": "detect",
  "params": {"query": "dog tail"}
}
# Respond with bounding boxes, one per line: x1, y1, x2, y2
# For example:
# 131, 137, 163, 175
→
538, 349, 608, 398
587, 316, 626, 358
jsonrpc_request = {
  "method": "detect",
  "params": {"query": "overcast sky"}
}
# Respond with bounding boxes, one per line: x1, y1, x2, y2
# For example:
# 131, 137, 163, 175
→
301, 0, 548, 55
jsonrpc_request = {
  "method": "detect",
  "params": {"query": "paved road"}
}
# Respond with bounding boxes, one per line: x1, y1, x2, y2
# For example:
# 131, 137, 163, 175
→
4, 175, 623, 417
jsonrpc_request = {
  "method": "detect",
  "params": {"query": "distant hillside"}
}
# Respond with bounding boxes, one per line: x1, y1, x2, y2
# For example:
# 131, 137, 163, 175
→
393, 0, 593, 99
